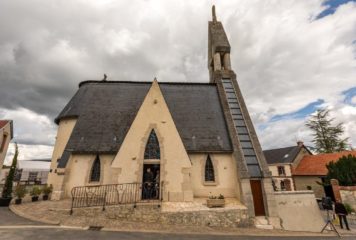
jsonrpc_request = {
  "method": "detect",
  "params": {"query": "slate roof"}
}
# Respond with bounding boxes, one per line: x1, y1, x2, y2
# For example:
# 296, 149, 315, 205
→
56, 81, 233, 157
293, 151, 356, 176
263, 146, 303, 164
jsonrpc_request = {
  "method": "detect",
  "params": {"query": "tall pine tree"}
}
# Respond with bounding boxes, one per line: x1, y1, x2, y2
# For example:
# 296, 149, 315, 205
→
306, 109, 348, 153
1, 143, 18, 199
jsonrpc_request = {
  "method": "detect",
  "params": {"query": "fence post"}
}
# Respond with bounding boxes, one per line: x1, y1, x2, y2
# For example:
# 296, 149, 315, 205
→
102, 186, 107, 211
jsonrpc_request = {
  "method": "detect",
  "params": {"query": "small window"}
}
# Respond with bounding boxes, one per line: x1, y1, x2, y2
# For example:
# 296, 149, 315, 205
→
90, 155, 101, 182
280, 181, 286, 191
277, 166, 286, 176
144, 129, 160, 159
307, 186, 312, 190
205, 155, 215, 182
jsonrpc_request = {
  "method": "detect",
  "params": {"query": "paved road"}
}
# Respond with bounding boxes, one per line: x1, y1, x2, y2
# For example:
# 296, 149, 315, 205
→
0, 229, 354, 240
0, 207, 41, 226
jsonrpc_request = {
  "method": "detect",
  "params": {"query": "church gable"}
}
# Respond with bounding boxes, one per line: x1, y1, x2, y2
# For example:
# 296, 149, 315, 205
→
112, 80, 193, 201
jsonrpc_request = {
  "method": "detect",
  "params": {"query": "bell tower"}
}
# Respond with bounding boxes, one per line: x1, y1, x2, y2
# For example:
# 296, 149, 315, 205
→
208, 6, 278, 219
208, 5, 232, 83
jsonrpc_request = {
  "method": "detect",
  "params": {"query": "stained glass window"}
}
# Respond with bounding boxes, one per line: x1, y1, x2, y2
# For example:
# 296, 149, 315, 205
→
205, 155, 215, 182
144, 129, 160, 159
90, 155, 101, 182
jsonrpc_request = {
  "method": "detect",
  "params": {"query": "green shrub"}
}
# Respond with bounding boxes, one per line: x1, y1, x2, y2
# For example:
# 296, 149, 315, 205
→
14, 185, 27, 199
344, 203, 354, 214
30, 186, 42, 197
42, 185, 53, 195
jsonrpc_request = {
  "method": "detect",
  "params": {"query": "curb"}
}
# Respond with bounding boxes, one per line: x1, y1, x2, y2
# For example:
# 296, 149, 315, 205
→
99, 226, 335, 237
9, 205, 60, 225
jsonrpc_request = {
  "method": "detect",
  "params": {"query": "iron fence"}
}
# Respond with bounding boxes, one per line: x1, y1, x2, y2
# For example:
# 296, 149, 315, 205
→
70, 182, 163, 214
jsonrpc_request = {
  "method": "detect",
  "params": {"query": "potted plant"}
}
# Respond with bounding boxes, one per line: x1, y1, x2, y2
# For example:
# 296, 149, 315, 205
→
30, 186, 42, 202
0, 143, 18, 207
42, 185, 53, 200
14, 185, 27, 204
207, 194, 225, 208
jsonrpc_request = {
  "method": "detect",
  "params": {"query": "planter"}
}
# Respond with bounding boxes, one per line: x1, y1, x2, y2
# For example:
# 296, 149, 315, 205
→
31, 196, 39, 202
0, 197, 12, 207
42, 195, 49, 201
207, 198, 225, 208
15, 198, 22, 205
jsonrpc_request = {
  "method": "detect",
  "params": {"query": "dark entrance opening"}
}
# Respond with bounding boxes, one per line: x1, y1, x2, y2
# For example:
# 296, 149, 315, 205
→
142, 164, 160, 200
250, 179, 266, 216
323, 180, 335, 202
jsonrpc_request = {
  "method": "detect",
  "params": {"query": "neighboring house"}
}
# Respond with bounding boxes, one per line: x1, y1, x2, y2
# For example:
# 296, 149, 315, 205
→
293, 151, 356, 199
15, 159, 51, 185
0, 120, 13, 171
263, 141, 312, 191
1, 159, 50, 185
47, 10, 279, 219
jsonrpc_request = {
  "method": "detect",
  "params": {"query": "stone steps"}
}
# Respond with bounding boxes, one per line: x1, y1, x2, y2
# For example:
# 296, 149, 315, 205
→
254, 216, 274, 230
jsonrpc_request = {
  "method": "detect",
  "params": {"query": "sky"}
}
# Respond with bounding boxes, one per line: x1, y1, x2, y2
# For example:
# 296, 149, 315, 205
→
1, 0, 356, 164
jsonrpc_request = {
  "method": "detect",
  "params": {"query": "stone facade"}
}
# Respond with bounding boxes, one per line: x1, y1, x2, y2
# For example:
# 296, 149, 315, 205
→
70, 205, 251, 228
0, 120, 13, 171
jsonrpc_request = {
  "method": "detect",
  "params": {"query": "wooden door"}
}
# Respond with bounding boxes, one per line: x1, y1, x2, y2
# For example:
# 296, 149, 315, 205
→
250, 180, 266, 216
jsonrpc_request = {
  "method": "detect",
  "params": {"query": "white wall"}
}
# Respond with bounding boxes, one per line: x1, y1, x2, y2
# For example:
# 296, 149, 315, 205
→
274, 191, 325, 232
189, 153, 239, 198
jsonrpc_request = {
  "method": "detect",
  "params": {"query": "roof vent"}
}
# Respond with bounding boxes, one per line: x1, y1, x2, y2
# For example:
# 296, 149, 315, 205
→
284, 154, 289, 158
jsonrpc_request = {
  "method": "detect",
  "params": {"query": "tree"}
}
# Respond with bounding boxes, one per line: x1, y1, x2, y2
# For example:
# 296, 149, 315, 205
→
306, 108, 348, 153
326, 154, 356, 186
1, 143, 18, 199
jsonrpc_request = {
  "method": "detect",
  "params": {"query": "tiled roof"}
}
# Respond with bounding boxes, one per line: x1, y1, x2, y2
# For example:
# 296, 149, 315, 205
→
0, 120, 9, 129
263, 145, 307, 164
293, 151, 356, 176
55, 81, 232, 155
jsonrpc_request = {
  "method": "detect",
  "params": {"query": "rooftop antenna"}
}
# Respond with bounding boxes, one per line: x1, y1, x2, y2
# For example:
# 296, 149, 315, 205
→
212, 5, 217, 23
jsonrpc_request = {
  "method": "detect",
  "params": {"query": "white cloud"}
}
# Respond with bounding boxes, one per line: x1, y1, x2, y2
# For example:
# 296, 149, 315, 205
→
0, 0, 355, 157
4, 143, 53, 165
351, 96, 356, 105
0, 107, 56, 145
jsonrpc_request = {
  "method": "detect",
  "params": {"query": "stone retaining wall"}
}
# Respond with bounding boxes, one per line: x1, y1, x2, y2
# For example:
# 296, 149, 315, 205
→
274, 191, 325, 232
71, 205, 251, 228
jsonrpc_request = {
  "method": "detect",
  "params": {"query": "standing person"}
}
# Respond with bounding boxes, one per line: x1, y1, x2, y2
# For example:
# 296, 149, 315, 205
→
334, 200, 350, 231
143, 168, 154, 199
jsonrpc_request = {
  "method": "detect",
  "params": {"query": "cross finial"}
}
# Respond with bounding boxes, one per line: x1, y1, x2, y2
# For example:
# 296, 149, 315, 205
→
212, 5, 217, 22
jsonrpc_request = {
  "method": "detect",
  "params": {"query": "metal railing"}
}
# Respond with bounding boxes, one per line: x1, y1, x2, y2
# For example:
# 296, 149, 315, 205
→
70, 182, 163, 214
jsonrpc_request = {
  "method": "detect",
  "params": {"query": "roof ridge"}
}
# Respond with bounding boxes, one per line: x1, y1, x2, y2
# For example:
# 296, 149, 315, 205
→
78, 80, 216, 88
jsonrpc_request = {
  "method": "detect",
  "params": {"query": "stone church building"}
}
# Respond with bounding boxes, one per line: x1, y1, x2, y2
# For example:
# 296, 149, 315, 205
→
48, 7, 278, 219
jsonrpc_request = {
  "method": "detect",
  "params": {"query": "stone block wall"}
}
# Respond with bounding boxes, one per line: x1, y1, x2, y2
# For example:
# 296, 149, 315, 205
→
340, 187, 356, 210
71, 205, 251, 228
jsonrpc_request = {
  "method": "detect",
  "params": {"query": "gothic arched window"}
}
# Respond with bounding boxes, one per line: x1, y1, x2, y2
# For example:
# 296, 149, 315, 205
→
205, 155, 215, 182
90, 155, 101, 182
144, 129, 160, 159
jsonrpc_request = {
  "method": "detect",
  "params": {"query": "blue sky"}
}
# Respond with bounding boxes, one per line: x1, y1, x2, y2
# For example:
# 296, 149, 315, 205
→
317, 0, 356, 18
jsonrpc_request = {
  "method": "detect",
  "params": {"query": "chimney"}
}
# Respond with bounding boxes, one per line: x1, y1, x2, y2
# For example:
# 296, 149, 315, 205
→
297, 141, 304, 147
